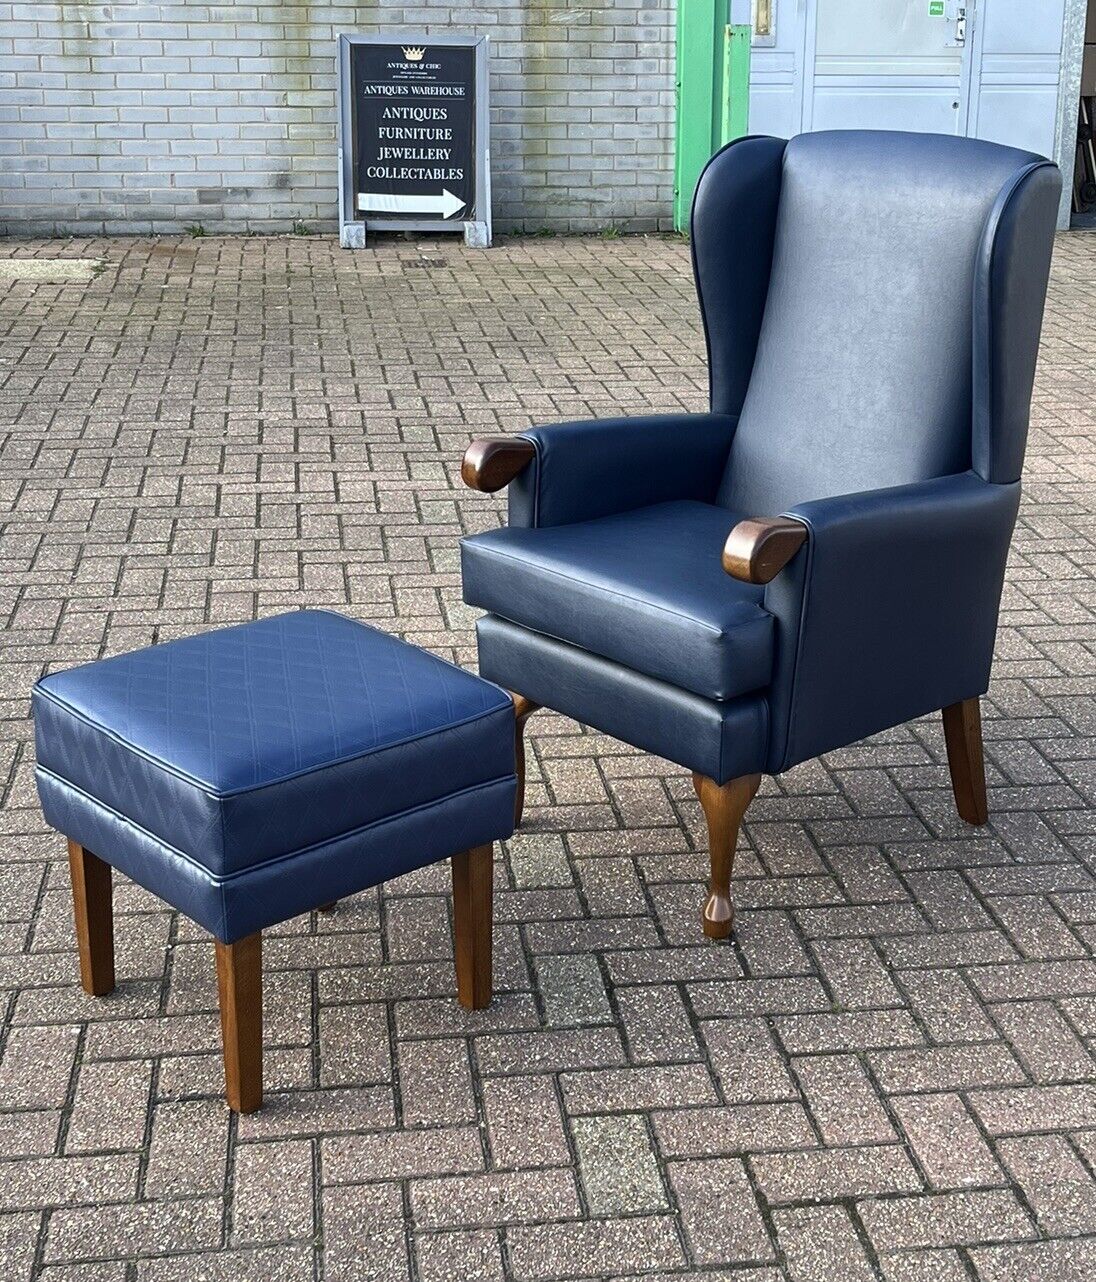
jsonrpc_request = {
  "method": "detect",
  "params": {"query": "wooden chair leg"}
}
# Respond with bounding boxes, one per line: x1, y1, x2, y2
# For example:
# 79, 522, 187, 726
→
452, 844, 493, 1010
67, 840, 115, 996
942, 697, 989, 825
692, 772, 762, 940
510, 692, 540, 826
214, 933, 263, 1113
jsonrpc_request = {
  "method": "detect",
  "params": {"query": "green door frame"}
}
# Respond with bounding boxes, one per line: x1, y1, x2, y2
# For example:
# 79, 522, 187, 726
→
674, 1, 752, 231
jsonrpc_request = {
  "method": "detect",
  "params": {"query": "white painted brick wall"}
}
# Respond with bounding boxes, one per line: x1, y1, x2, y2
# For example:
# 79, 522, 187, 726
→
0, 1, 676, 236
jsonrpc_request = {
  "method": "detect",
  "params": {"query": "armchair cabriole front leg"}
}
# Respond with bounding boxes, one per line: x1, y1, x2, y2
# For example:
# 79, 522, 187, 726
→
462, 437, 535, 492
693, 772, 761, 939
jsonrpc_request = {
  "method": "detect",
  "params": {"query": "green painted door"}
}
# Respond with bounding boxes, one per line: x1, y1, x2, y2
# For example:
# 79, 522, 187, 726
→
674, 1, 752, 231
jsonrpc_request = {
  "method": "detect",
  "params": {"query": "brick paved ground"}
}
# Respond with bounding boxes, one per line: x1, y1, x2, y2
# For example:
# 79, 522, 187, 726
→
0, 230, 1094, 1281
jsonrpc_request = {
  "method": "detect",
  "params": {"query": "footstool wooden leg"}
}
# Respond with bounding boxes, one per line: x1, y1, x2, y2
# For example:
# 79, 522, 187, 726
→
67, 840, 115, 996
452, 844, 493, 1010
214, 933, 263, 1113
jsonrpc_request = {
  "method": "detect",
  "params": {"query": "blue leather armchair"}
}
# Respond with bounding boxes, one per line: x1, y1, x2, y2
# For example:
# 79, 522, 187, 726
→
460, 130, 1060, 939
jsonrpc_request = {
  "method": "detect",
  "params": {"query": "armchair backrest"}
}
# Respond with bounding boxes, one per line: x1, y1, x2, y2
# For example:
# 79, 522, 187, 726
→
692, 130, 1060, 516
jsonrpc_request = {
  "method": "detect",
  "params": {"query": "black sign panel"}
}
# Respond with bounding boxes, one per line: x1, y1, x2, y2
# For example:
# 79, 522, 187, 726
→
351, 42, 475, 222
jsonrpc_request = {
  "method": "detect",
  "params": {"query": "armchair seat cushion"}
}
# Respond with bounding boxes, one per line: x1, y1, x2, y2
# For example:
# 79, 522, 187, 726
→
461, 501, 774, 701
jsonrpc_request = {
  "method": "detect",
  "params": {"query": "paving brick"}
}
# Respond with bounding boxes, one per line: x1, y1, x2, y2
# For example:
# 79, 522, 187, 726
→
481, 1075, 570, 1169
989, 999, 1096, 1083
410, 1167, 580, 1229
752, 1144, 923, 1205
571, 1114, 666, 1214
323, 1127, 484, 1185
969, 1238, 1095, 1282
651, 1102, 816, 1157
810, 938, 904, 1009
776, 1010, 924, 1054
878, 1247, 971, 1281
775, 1204, 877, 1282
668, 1158, 774, 1266
969, 1084, 1096, 1134
236, 1087, 394, 1141
138, 1245, 315, 1281
45, 1197, 223, 1264
0, 1155, 138, 1213
414, 1229, 505, 1282
858, 1190, 1035, 1251
231, 1140, 314, 1246
144, 1099, 229, 1198
615, 984, 702, 1062
319, 1004, 391, 1087
897, 969, 998, 1042
474, 1026, 625, 1076
868, 1043, 1026, 1093
0, 1026, 79, 1110
533, 953, 613, 1026
996, 1134, 1096, 1235
397, 1038, 476, 1127
891, 1093, 1003, 1188
506, 1216, 684, 1280
561, 1062, 720, 1114
701, 1018, 798, 1103
0, 1211, 41, 1282
793, 1054, 896, 1146
323, 1183, 409, 1282
64, 1060, 152, 1155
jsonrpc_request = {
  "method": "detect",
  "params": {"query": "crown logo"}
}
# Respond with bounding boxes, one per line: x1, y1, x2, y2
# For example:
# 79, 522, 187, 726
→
402, 47, 425, 61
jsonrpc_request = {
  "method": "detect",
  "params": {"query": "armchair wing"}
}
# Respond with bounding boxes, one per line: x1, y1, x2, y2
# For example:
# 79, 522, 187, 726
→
743, 471, 1021, 774
462, 413, 739, 528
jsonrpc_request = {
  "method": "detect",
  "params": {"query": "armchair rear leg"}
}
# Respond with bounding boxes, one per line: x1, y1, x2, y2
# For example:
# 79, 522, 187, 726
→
67, 840, 115, 996
510, 692, 540, 826
942, 697, 988, 825
693, 772, 761, 940
215, 933, 263, 1113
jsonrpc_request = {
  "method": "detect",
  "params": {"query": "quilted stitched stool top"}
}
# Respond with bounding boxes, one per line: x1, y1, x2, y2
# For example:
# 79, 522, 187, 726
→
33, 611, 516, 939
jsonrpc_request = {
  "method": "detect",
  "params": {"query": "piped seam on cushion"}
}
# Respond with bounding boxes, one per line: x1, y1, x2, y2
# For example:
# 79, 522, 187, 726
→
466, 541, 756, 638
32, 684, 514, 800
35, 765, 517, 884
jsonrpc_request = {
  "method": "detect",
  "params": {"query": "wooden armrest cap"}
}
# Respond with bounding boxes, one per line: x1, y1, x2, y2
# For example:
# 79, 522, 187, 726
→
461, 437, 536, 492
723, 516, 808, 584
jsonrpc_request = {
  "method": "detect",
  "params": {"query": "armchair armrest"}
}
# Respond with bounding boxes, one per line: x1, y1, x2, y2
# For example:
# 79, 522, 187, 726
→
462, 437, 536, 493
761, 471, 1021, 774
723, 516, 807, 584
465, 414, 738, 528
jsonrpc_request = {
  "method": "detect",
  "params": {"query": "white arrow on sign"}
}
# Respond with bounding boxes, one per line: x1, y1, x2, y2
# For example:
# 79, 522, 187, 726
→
357, 188, 465, 219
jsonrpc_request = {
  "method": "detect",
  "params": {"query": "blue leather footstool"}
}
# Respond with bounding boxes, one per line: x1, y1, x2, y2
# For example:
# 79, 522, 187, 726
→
32, 610, 517, 1112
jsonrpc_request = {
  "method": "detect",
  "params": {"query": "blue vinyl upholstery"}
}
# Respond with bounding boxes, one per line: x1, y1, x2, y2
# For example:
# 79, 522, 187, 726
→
34, 611, 516, 941
506, 413, 738, 528
463, 501, 773, 701
462, 130, 1059, 782
476, 616, 768, 785
714, 132, 1056, 513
